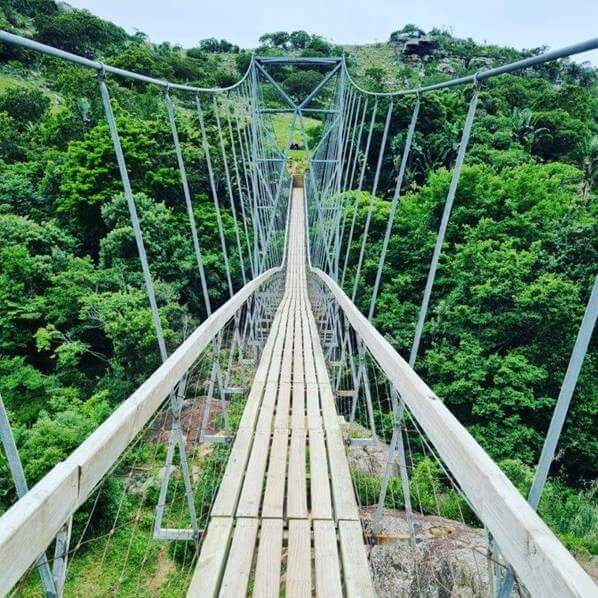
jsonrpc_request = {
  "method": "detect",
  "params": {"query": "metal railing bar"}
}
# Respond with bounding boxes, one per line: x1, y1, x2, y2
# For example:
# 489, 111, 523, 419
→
344, 37, 598, 97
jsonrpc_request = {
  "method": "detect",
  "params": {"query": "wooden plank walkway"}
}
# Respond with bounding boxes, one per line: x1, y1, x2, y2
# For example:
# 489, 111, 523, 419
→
188, 188, 375, 597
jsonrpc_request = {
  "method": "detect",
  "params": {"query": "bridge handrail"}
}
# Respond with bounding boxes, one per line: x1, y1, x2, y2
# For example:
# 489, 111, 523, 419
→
0, 267, 281, 595
310, 265, 597, 598
343, 37, 598, 96
0, 30, 255, 93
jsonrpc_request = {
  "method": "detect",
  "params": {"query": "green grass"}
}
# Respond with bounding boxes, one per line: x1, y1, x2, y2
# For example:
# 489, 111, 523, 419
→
271, 113, 319, 148
271, 113, 321, 174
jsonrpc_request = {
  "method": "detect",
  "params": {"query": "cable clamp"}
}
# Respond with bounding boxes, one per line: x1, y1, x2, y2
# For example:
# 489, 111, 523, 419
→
96, 62, 106, 81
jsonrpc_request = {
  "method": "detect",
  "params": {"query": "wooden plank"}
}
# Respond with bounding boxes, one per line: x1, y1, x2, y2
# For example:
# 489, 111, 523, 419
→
305, 383, 321, 429
262, 430, 288, 518
318, 382, 341, 433
211, 428, 253, 517
338, 520, 375, 598
265, 302, 292, 384
239, 297, 290, 430
303, 340, 317, 385
237, 381, 266, 430
236, 430, 270, 518
279, 298, 296, 384
326, 427, 359, 521
256, 381, 277, 431
253, 518, 283, 598
273, 381, 291, 430
292, 309, 304, 384
253, 296, 292, 384
287, 429, 307, 518
305, 311, 330, 386
287, 519, 311, 598
291, 382, 305, 430
219, 518, 259, 598
313, 264, 598, 598
187, 517, 233, 598
309, 428, 333, 520
0, 266, 282, 595
314, 520, 343, 598
304, 309, 340, 433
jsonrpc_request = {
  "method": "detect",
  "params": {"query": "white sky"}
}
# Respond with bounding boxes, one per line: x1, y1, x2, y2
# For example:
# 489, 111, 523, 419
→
66, 0, 598, 65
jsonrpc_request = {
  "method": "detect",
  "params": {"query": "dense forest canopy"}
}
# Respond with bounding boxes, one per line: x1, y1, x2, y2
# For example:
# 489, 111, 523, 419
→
0, 0, 596, 559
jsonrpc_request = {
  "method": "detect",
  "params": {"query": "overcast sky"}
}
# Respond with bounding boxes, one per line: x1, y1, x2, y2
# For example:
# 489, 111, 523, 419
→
67, 0, 598, 64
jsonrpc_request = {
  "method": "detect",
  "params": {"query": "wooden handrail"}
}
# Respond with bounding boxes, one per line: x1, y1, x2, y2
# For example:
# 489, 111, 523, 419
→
310, 266, 597, 598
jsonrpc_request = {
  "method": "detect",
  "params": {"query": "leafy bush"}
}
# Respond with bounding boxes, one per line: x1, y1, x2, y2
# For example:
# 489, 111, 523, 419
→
0, 84, 49, 122
34, 9, 127, 58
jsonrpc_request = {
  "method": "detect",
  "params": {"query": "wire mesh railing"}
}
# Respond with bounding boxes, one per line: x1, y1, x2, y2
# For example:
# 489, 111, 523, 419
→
0, 27, 596, 597
0, 30, 290, 596
305, 37, 597, 598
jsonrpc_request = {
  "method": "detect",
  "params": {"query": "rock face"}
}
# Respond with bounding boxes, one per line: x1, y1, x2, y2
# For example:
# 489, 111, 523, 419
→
389, 28, 439, 61
468, 56, 495, 71
343, 419, 395, 478
390, 29, 427, 45
437, 58, 458, 75
403, 36, 438, 59
361, 507, 519, 597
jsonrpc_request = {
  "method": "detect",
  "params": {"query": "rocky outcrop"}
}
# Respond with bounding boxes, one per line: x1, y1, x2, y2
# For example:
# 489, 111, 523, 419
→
436, 58, 460, 75
468, 56, 495, 71
361, 507, 511, 597
340, 419, 395, 477
389, 28, 439, 61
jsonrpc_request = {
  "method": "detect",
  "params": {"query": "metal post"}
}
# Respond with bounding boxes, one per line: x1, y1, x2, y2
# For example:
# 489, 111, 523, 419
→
213, 95, 247, 286
371, 394, 416, 544
196, 95, 234, 297
225, 95, 255, 279
368, 96, 420, 321
99, 73, 198, 542
368, 98, 421, 544
529, 275, 598, 509
333, 63, 347, 281
0, 394, 58, 597
351, 100, 393, 303
98, 74, 169, 362
409, 86, 479, 367
339, 98, 378, 290
498, 275, 598, 597
164, 88, 212, 316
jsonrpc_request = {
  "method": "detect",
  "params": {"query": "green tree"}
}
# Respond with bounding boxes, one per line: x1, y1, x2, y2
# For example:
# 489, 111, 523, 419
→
289, 30, 311, 49
259, 31, 290, 49
34, 9, 127, 58
0, 84, 50, 123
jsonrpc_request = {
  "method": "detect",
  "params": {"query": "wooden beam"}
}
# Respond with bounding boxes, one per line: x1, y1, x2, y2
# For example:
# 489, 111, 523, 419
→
338, 520, 376, 598
187, 517, 233, 597
254, 518, 284, 597
0, 267, 281, 595
312, 266, 597, 598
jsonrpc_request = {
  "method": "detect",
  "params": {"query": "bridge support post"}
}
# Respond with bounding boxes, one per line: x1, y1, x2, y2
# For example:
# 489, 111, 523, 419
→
0, 393, 60, 597
367, 96, 421, 548
99, 73, 199, 543
497, 275, 598, 596
408, 85, 479, 367
347, 338, 378, 443
371, 392, 416, 545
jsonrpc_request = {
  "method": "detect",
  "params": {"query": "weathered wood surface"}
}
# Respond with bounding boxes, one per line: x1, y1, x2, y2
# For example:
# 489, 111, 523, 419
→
0, 266, 281, 596
188, 188, 374, 596
312, 267, 598, 597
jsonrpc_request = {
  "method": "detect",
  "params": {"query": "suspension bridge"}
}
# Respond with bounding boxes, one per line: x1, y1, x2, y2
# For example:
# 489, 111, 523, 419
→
0, 30, 597, 597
